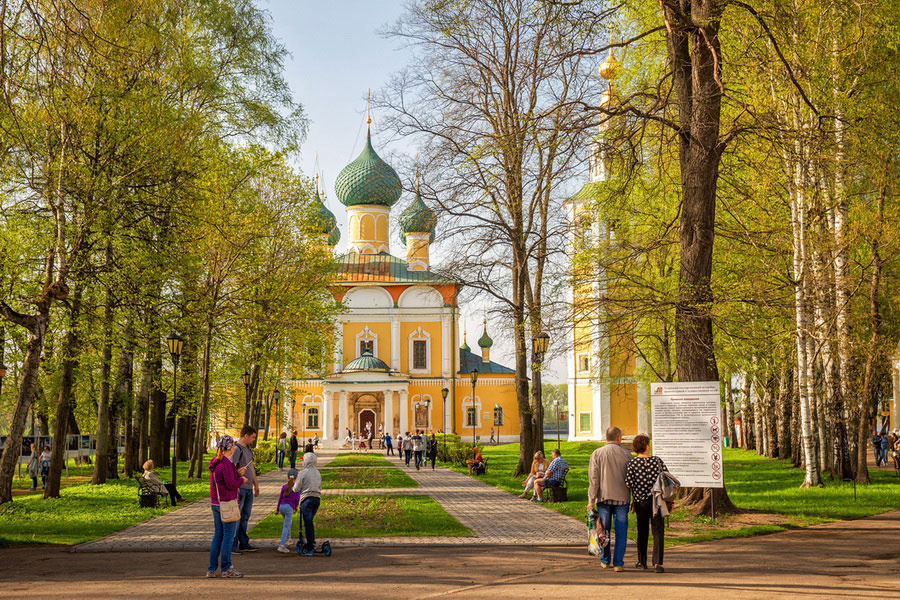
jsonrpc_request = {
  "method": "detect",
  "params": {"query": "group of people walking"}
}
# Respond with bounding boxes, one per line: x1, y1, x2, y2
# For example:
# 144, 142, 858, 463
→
872, 429, 900, 471
396, 430, 437, 470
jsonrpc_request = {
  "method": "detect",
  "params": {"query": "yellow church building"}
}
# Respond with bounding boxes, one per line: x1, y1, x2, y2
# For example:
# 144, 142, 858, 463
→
286, 121, 519, 444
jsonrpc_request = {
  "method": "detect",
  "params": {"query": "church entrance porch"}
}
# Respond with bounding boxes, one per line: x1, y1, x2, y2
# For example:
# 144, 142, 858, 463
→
358, 408, 376, 437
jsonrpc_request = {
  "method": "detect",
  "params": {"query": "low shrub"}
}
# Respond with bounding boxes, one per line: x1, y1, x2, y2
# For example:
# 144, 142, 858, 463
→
254, 439, 275, 463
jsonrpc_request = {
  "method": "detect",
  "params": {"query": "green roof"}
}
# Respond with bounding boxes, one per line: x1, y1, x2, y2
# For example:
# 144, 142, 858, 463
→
478, 325, 493, 348
399, 190, 436, 244
335, 129, 402, 207
343, 349, 391, 372
457, 348, 513, 374
310, 189, 338, 235
569, 181, 610, 202
337, 252, 454, 285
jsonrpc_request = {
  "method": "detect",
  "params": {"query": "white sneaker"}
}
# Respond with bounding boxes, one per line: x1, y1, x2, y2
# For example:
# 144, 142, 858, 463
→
277, 545, 290, 554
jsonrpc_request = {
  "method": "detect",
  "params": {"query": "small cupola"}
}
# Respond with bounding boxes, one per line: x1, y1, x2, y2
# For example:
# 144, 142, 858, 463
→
478, 319, 493, 364
399, 172, 437, 271
310, 182, 339, 247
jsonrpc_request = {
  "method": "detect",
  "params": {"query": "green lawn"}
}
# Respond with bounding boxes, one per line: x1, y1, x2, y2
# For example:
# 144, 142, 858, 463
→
0, 454, 277, 547
447, 441, 900, 545
249, 495, 472, 538
321, 467, 417, 489
326, 453, 394, 467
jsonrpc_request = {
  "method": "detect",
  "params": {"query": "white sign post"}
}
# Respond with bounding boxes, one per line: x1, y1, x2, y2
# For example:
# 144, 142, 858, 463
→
650, 381, 724, 490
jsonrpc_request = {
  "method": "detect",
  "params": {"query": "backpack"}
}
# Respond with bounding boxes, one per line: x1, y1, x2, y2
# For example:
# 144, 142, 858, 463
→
658, 470, 680, 503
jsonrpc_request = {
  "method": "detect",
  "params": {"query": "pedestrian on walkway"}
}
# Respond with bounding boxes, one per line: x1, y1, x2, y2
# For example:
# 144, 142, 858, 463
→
26, 442, 39, 491
412, 430, 425, 470
490, 428, 495, 444
292, 451, 322, 555
276, 468, 300, 553
208, 435, 248, 578
587, 426, 632, 572
312, 434, 319, 449
404, 431, 413, 467
879, 434, 890, 468
39, 445, 51, 489
873, 431, 883, 466
289, 431, 299, 470
385, 432, 394, 455
231, 426, 260, 554
345, 427, 352, 445
427, 433, 437, 470
276, 432, 287, 470
518, 451, 550, 499
625, 433, 667, 573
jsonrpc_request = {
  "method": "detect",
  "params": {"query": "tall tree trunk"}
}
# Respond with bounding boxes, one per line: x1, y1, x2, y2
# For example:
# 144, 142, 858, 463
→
724, 372, 736, 447
108, 321, 134, 480
739, 374, 751, 449
45, 289, 82, 498
776, 366, 791, 460
92, 287, 115, 485
189, 321, 214, 478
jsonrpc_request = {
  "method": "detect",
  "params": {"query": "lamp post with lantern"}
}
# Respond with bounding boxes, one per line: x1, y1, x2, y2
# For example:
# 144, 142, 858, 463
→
495, 403, 501, 445
469, 369, 478, 458
532, 331, 550, 447
553, 399, 561, 450
166, 333, 184, 485
440, 387, 449, 453
241, 371, 251, 427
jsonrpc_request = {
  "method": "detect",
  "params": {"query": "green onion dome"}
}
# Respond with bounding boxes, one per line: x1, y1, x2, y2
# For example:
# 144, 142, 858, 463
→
327, 226, 340, 247
310, 189, 337, 235
343, 348, 391, 372
460, 341, 471, 352
399, 189, 436, 244
335, 129, 402, 207
478, 323, 493, 349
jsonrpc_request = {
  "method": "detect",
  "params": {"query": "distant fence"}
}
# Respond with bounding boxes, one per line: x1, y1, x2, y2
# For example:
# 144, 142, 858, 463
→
0, 435, 125, 464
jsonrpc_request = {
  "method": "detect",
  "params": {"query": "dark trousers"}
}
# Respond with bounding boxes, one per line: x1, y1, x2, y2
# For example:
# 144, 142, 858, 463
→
299, 496, 320, 552
276, 450, 285, 469
164, 482, 181, 505
289, 451, 297, 469
386, 444, 394, 455
233, 487, 254, 550
429, 452, 436, 470
414, 450, 424, 469
633, 497, 665, 566
404, 449, 412, 466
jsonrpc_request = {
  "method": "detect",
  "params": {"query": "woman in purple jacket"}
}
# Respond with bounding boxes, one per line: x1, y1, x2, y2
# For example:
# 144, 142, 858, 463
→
208, 435, 248, 578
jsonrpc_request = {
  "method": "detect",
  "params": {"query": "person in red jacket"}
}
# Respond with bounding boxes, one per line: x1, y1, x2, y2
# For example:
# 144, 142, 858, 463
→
208, 435, 247, 578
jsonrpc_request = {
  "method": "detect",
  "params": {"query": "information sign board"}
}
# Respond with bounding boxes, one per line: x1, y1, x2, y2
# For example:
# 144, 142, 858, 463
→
650, 381, 723, 488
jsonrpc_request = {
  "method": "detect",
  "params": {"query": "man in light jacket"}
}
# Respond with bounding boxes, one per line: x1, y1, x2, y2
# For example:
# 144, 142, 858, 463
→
292, 451, 322, 555
587, 426, 632, 571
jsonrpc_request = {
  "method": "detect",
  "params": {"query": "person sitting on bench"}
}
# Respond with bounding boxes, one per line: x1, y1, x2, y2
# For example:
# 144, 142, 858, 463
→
142, 460, 183, 506
533, 448, 567, 503
467, 448, 485, 475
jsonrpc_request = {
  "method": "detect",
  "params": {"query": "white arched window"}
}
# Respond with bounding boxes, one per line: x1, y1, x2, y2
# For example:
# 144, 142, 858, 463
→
408, 326, 431, 374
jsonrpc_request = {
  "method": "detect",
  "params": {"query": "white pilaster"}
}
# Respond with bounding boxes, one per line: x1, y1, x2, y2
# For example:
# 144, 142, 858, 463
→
338, 391, 348, 439
322, 390, 332, 440
391, 319, 401, 371
441, 311, 451, 377
333, 321, 343, 372
384, 390, 394, 435
399, 390, 409, 434
893, 368, 900, 430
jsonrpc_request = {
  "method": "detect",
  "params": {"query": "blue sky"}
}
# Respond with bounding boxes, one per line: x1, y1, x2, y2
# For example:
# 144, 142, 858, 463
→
258, 0, 566, 381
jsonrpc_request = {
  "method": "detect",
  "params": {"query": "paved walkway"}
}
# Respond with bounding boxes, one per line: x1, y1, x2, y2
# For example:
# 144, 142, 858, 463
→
75, 449, 587, 551
74, 450, 337, 552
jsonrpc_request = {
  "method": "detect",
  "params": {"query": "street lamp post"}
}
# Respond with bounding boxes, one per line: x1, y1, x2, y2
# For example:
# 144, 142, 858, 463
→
532, 331, 550, 447
440, 387, 449, 454
241, 371, 251, 427
470, 369, 478, 458
424, 397, 431, 431
495, 403, 501, 445
273, 388, 281, 435
166, 333, 184, 486
553, 399, 560, 450
301, 402, 307, 448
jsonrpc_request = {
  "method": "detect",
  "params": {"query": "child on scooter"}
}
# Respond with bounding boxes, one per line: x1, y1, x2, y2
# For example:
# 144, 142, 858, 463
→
292, 451, 322, 555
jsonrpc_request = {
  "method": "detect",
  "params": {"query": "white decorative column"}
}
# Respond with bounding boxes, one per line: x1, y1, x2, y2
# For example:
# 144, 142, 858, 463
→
338, 391, 348, 439
441, 310, 451, 376
892, 367, 900, 430
391, 319, 401, 371
322, 390, 332, 440
399, 390, 409, 434
383, 390, 394, 434
333, 321, 343, 372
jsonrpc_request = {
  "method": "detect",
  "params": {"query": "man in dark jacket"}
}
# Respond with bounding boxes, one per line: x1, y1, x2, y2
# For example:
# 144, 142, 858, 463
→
289, 431, 299, 469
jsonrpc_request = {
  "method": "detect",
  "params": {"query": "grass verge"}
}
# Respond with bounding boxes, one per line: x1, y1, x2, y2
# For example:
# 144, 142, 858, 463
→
321, 467, 417, 489
0, 454, 277, 547
326, 453, 395, 467
447, 441, 900, 545
249, 494, 472, 538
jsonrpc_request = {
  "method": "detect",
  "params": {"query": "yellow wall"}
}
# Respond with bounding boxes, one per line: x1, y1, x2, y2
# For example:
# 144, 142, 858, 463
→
609, 383, 638, 436
452, 376, 519, 442
573, 383, 593, 436
400, 321, 442, 376
343, 321, 392, 367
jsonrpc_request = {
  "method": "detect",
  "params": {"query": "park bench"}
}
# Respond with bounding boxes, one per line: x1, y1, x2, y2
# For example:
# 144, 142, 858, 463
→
133, 473, 169, 508
542, 467, 569, 503
469, 456, 488, 476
